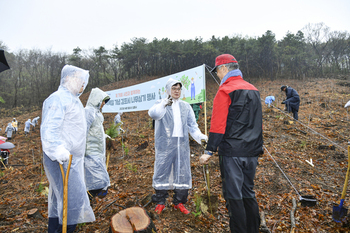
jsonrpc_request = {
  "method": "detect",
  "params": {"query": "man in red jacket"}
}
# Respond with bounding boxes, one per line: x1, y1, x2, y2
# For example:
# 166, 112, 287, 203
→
200, 54, 263, 233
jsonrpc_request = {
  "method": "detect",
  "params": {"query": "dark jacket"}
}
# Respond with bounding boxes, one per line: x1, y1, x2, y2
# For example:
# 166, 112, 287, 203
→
206, 74, 263, 157
285, 87, 300, 112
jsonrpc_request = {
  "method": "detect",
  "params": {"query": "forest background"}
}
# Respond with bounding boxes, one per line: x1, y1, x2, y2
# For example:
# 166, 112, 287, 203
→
0, 22, 349, 114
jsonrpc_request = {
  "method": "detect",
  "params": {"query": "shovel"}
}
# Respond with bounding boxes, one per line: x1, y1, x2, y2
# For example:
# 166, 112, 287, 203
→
59, 155, 73, 233
333, 143, 350, 223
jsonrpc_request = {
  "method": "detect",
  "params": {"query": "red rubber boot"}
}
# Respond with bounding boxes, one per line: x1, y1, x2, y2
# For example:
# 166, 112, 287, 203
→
155, 204, 165, 214
174, 203, 190, 215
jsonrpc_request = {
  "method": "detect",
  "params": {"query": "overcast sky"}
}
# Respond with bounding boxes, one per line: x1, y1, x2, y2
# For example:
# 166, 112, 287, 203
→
1, 0, 349, 54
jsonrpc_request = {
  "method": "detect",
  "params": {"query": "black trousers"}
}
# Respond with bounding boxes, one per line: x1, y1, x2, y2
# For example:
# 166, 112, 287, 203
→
292, 110, 298, 120
219, 156, 260, 233
152, 189, 188, 205
48, 217, 76, 233
88, 188, 108, 200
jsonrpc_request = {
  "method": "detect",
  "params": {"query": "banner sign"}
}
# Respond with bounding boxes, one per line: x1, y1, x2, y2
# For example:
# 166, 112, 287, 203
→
102, 64, 206, 113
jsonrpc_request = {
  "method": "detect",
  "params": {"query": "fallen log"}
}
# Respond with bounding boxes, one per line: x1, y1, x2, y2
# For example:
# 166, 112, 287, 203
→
110, 207, 156, 233
98, 200, 126, 216
294, 127, 307, 135
259, 211, 271, 233
317, 145, 335, 150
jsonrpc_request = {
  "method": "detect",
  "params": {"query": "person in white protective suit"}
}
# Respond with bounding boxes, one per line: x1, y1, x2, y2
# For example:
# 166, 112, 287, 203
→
84, 87, 111, 199
24, 119, 34, 136
4, 123, 15, 140
148, 78, 208, 215
113, 112, 124, 134
32, 116, 40, 127
41, 65, 95, 233
11, 118, 18, 134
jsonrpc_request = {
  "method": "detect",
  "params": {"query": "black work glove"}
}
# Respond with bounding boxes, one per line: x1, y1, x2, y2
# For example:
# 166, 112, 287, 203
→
164, 96, 173, 107
281, 101, 286, 104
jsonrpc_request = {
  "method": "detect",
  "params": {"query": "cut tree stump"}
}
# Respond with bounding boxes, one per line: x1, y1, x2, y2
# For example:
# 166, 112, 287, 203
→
27, 208, 44, 219
110, 207, 157, 233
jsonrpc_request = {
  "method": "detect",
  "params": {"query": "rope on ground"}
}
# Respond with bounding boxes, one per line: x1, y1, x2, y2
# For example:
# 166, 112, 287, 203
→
263, 145, 302, 199
263, 101, 346, 152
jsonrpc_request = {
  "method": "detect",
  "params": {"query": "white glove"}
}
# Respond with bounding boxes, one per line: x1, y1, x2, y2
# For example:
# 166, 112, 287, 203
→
56, 145, 70, 165
200, 154, 211, 165
200, 134, 208, 142
200, 135, 208, 147
105, 134, 111, 139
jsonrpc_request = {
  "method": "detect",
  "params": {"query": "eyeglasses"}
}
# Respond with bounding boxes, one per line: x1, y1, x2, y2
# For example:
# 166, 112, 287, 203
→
171, 87, 182, 91
215, 65, 224, 75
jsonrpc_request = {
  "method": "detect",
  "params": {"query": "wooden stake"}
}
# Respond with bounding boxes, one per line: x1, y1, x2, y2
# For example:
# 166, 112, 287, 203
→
106, 151, 111, 170
0, 159, 7, 170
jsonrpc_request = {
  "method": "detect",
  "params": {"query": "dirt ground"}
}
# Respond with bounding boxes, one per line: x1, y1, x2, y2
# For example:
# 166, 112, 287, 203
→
1, 75, 350, 232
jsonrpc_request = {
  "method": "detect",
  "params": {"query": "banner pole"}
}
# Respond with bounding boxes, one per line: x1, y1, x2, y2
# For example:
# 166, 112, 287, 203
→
204, 101, 207, 135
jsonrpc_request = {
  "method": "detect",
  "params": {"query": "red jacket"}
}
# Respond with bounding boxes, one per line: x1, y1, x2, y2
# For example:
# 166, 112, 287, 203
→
206, 75, 263, 157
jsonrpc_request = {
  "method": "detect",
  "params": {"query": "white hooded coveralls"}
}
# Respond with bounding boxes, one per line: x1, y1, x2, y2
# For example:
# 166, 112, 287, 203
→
24, 119, 34, 133
84, 87, 110, 191
32, 116, 40, 126
5, 123, 14, 138
148, 78, 207, 190
40, 65, 95, 225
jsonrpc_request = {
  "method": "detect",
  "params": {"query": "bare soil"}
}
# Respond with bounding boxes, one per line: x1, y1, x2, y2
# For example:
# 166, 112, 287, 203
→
1, 75, 350, 232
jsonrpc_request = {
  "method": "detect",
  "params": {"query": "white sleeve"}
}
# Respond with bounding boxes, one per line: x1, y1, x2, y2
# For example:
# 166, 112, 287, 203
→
148, 99, 167, 120
187, 103, 207, 144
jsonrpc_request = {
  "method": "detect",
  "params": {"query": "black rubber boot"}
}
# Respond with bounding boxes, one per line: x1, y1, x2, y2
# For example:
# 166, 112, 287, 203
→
152, 189, 169, 205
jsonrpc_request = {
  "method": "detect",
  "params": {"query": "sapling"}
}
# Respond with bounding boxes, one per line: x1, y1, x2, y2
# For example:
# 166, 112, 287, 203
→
192, 192, 202, 217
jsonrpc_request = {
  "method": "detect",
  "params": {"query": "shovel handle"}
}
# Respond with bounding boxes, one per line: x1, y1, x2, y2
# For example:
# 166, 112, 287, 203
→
106, 151, 111, 172
59, 155, 73, 233
341, 145, 350, 200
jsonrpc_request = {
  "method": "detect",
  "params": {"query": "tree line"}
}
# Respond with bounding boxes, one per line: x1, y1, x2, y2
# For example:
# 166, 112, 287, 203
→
0, 22, 349, 109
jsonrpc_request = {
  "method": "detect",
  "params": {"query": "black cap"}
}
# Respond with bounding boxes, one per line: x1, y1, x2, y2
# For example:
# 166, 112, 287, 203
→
280, 85, 287, 91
